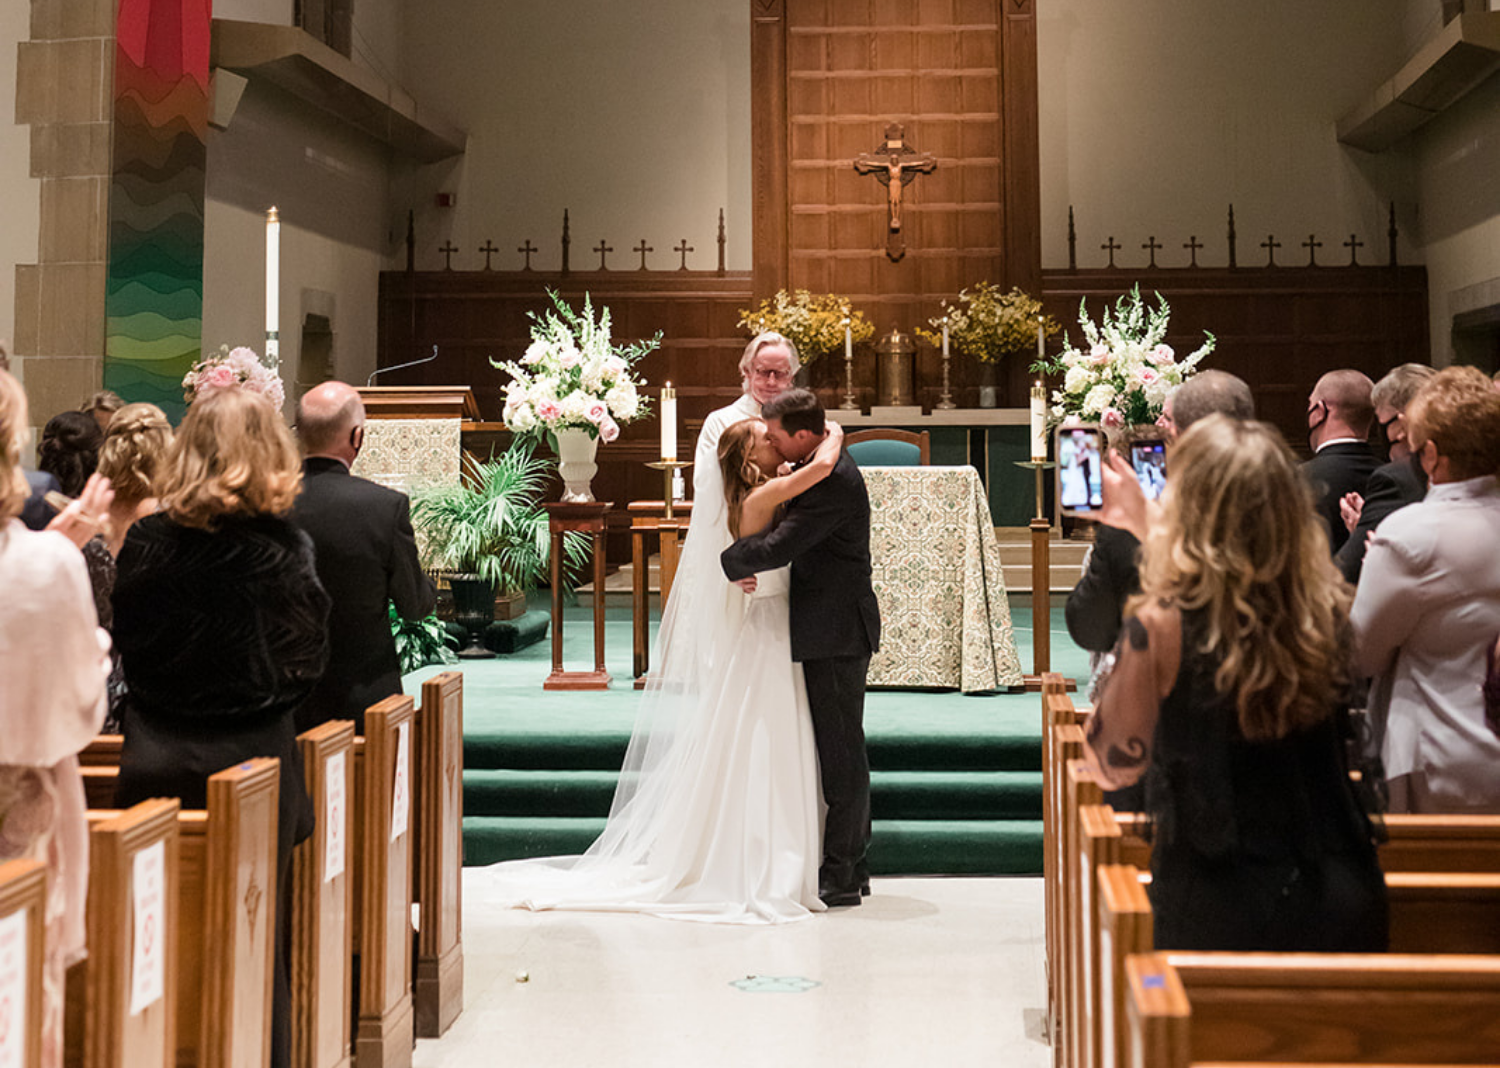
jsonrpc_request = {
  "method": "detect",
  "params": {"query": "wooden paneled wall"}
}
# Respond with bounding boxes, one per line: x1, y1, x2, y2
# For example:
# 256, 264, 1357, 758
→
1040, 266, 1430, 455
751, 0, 1042, 409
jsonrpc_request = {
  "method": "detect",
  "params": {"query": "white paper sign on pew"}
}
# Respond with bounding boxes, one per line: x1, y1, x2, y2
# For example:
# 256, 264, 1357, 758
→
129, 840, 165, 1016
326, 751, 346, 882
0, 908, 26, 1068
391, 721, 410, 843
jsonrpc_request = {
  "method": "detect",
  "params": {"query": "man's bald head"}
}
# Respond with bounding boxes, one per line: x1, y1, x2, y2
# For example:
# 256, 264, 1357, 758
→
297, 380, 365, 460
1310, 370, 1375, 438
1168, 370, 1255, 438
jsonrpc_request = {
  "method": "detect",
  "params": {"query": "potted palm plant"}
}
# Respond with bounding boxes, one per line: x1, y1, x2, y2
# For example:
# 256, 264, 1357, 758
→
410, 441, 588, 658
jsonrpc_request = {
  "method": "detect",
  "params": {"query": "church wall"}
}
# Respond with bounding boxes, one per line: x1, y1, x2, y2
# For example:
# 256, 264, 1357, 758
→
203, 78, 399, 394
1035, 1, 1417, 274
1408, 68, 1500, 368
0, 1, 43, 371
392, 0, 751, 275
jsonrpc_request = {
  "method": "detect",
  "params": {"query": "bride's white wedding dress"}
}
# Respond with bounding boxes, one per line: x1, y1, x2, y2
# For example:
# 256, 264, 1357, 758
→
468, 561, 825, 924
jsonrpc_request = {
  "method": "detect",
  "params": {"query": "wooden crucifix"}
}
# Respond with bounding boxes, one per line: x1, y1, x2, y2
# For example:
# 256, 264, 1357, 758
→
854, 123, 936, 262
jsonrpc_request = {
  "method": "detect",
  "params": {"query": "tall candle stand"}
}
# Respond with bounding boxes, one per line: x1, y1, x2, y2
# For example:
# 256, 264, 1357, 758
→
935, 345, 956, 410
1014, 458, 1074, 692
840, 345, 859, 410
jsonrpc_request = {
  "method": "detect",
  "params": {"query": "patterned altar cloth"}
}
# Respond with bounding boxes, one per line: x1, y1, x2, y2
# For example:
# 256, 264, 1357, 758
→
864, 465, 1024, 692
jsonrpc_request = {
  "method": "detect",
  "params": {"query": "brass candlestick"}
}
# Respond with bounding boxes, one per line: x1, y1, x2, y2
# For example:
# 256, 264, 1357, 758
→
840, 320, 859, 411
935, 344, 956, 410
1016, 458, 1058, 688
645, 460, 692, 520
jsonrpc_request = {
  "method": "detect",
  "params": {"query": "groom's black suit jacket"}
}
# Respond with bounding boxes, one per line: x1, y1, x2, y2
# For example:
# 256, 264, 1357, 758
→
720, 450, 880, 661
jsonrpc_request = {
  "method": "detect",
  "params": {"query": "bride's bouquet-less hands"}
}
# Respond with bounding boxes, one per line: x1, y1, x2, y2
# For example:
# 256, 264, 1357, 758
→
1032, 285, 1214, 429
496, 290, 659, 443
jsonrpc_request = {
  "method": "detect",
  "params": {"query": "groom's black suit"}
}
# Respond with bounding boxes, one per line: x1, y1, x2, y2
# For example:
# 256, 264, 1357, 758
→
721, 450, 880, 901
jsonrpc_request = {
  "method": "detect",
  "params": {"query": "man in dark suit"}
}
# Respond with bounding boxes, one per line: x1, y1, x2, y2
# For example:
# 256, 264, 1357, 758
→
720, 388, 880, 908
1302, 369, 1379, 555
291, 381, 435, 734
1334, 363, 1435, 584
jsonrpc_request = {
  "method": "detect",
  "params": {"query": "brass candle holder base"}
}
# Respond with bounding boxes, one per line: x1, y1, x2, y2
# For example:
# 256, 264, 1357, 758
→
645, 460, 693, 520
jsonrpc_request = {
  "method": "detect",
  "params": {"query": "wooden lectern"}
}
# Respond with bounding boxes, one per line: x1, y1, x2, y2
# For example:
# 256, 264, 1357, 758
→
352, 386, 480, 493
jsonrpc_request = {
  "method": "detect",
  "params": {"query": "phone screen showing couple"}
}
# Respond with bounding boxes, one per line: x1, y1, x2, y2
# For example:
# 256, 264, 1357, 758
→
1131, 440, 1167, 501
1057, 428, 1105, 514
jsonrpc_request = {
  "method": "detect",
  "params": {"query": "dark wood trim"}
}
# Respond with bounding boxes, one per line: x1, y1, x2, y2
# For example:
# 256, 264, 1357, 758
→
750, 0, 789, 299
1000, 0, 1041, 298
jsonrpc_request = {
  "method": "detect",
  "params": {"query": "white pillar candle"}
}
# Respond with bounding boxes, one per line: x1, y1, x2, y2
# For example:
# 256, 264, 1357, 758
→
1030, 380, 1047, 461
1036, 323, 1044, 359
660, 383, 677, 462
844, 320, 852, 361
942, 321, 950, 360
265, 206, 280, 364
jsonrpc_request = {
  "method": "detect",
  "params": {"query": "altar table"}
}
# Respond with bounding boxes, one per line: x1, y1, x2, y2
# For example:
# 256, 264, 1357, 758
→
863, 465, 1024, 692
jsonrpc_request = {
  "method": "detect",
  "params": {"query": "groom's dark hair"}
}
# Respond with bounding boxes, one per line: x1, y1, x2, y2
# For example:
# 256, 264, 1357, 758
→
761, 388, 824, 436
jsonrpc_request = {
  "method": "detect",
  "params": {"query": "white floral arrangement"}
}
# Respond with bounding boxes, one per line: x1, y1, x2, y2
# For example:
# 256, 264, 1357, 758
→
1032, 285, 1214, 429
495, 290, 659, 443
182, 344, 285, 409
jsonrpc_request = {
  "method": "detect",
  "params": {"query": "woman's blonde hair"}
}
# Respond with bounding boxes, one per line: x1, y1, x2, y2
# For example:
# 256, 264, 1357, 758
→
97, 402, 173, 504
0, 370, 29, 521
1135, 415, 1353, 740
717, 419, 768, 539
158, 388, 301, 528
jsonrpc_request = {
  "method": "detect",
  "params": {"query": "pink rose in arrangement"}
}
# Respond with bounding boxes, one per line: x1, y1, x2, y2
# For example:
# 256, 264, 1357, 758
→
1140, 367, 1160, 385
536, 400, 563, 422
1151, 344, 1175, 366
201, 364, 239, 391
584, 399, 609, 425
599, 416, 620, 443
1101, 408, 1125, 429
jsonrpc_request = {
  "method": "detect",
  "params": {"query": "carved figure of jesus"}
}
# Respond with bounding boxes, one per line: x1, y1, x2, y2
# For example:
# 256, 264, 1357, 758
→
855, 151, 935, 232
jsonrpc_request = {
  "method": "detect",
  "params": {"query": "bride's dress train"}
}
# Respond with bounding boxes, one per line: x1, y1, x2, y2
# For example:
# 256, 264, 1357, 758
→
466, 565, 825, 924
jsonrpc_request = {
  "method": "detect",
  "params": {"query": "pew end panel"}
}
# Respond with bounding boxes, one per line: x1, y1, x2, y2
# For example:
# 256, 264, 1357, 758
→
81, 799, 181, 1068
1124, 952, 1192, 1068
78, 736, 122, 768
355, 697, 416, 1068
414, 672, 463, 1039
0, 859, 48, 1068
199, 758, 280, 1068
1098, 864, 1153, 1068
293, 722, 356, 1068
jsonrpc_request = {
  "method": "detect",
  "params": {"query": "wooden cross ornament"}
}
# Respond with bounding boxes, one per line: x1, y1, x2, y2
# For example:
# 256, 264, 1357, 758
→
854, 122, 937, 262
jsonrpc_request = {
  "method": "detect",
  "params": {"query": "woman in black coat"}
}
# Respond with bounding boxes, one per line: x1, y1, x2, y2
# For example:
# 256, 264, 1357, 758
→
113, 386, 329, 1068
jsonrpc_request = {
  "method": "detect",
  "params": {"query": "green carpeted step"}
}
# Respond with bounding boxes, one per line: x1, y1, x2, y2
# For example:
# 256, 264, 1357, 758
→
871, 770, 1042, 820
464, 767, 1044, 821
465, 732, 1042, 773
461, 815, 1043, 875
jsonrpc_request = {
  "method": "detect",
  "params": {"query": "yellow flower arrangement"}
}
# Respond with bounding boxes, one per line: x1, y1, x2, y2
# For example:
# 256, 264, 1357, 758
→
737, 289, 875, 363
915, 284, 1059, 365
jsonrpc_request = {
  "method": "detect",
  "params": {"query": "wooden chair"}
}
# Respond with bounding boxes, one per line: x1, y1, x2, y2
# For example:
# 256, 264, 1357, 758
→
844, 428, 930, 466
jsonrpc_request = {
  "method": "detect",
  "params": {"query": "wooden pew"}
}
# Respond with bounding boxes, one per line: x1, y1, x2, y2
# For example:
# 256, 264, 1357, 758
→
77, 798, 180, 1068
412, 672, 463, 1039
353, 696, 416, 1068
292, 722, 356, 1068
1096, 859, 1500, 1068
1124, 951, 1500, 1068
1063, 758, 1105, 1068
0, 858, 48, 1068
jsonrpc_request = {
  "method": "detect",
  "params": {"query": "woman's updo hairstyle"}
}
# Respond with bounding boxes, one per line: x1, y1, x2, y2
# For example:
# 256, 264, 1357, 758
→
37, 409, 102, 497
97, 402, 174, 503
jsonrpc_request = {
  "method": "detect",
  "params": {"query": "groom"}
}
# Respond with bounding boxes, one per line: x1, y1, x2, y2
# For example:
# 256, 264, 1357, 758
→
720, 388, 881, 907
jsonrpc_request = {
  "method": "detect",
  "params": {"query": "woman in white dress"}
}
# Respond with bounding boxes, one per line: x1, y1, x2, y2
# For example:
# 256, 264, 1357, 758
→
470, 416, 845, 924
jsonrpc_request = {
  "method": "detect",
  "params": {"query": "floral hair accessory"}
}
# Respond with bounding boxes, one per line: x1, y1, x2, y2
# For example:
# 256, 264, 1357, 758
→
182, 345, 285, 410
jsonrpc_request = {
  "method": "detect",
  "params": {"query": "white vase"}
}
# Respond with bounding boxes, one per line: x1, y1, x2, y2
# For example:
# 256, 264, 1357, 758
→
553, 427, 599, 503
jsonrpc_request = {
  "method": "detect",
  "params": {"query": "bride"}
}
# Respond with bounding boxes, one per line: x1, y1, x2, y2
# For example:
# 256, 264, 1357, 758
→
468, 416, 846, 924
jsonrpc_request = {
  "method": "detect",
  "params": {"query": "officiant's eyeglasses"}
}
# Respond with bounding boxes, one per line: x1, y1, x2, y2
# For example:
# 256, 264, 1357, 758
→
751, 367, 792, 381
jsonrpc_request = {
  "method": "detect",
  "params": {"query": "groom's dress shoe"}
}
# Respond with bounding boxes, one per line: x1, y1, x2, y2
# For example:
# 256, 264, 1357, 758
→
860, 881, 871, 897
820, 886, 862, 908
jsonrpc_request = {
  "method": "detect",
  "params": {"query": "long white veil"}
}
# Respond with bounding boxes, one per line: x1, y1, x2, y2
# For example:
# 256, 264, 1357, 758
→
466, 396, 779, 919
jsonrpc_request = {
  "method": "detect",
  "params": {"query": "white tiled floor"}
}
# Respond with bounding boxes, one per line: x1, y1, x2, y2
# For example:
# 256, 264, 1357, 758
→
417, 874, 1052, 1068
